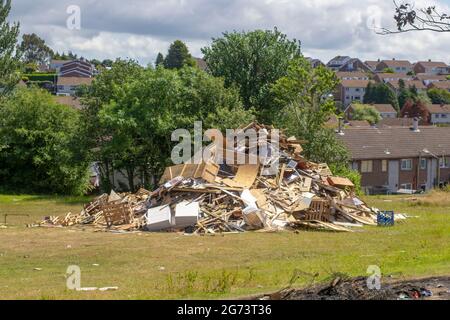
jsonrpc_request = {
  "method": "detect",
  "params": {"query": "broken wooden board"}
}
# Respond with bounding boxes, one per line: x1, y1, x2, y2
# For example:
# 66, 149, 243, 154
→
222, 164, 259, 189
327, 176, 355, 188
159, 163, 220, 184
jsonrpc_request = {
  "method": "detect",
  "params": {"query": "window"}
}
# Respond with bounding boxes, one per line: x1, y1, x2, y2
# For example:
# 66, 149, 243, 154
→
401, 159, 412, 171
381, 160, 388, 172
442, 114, 448, 118
355, 88, 360, 92
400, 183, 413, 190
420, 158, 427, 170
440, 157, 449, 168
361, 160, 373, 173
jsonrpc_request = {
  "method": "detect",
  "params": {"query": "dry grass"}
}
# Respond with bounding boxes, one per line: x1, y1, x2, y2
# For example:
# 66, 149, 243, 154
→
0, 192, 449, 300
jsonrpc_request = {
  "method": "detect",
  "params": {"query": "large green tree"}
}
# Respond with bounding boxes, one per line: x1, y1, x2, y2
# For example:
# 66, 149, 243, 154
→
202, 28, 302, 117
351, 104, 382, 125
19, 33, 53, 65
84, 62, 253, 192
0, 0, 21, 97
155, 52, 164, 67
364, 82, 400, 112
271, 57, 349, 166
164, 40, 195, 70
0, 88, 91, 194
428, 88, 450, 105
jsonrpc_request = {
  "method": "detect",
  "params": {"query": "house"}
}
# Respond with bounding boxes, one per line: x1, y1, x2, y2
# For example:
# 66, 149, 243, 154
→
414, 74, 448, 86
54, 96, 84, 110
336, 58, 372, 72
305, 57, 325, 68
377, 117, 415, 128
428, 81, 450, 93
375, 59, 413, 73
374, 73, 413, 83
194, 57, 208, 71
327, 56, 352, 71
364, 60, 379, 72
50, 59, 72, 72
338, 79, 371, 106
59, 59, 95, 78
56, 77, 93, 96
335, 71, 370, 80
336, 124, 450, 194
345, 103, 397, 120
386, 80, 427, 95
414, 61, 450, 75
425, 104, 450, 125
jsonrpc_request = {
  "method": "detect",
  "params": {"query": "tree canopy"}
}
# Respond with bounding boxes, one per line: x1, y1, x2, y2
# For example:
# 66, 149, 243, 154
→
364, 82, 400, 112
427, 88, 450, 105
351, 104, 382, 125
202, 28, 302, 117
164, 40, 196, 70
0, 87, 91, 194
83, 61, 253, 192
0, 0, 21, 97
270, 57, 349, 166
20, 33, 53, 65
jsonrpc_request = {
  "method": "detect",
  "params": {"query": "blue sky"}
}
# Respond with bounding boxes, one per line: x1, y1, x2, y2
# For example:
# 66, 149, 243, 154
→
9, 0, 450, 65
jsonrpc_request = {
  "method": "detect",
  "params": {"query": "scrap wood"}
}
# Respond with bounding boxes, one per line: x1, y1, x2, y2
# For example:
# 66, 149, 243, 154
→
290, 220, 353, 233
38, 121, 392, 235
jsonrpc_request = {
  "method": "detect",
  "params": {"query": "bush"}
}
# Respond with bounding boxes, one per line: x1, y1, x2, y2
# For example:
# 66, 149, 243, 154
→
0, 87, 91, 195
22, 73, 57, 83
330, 164, 362, 196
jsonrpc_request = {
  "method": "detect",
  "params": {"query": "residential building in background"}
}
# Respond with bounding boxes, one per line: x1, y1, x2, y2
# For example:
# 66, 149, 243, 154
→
374, 73, 413, 83
59, 59, 95, 78
428, 81, 450, 93
386, 79, 427, 95
375, 59, 413, 73
335, 71, 370, 80
414, 61, 450, 75
56, 77, 93, 96
337, 124, 450, 194
425, 105, 450, 125
338, 79, 371, 106
345, 103, 397, 120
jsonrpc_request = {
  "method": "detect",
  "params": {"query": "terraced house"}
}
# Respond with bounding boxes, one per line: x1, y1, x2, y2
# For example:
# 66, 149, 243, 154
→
337, 123, 450, 194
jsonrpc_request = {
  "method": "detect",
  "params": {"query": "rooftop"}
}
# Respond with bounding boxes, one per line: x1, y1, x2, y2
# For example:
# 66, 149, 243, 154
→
337, 126, 450, 160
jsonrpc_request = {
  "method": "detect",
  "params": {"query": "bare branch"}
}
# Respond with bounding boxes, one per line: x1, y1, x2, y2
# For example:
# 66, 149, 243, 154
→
377, 0, 450, 35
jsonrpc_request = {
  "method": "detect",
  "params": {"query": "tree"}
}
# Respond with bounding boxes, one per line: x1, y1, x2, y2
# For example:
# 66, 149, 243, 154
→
379, 1, 450, 34
0, 87, 91, 194
84, 62, 253, 192
397, 79, 411, 110
19, 33, 53, 65
351, 104, 382, 125
363, 82, 399, 112
383, 67, 395, 73
427, 88, 450, 105
401, 98, 430, 122
155, 52, 164, 67
0, 0, 21, 97
81, 59, 144, 192
164, 40, 195, 70
271, 57, 349, 166
202, 28, 302, 116
101, 59, 113, 68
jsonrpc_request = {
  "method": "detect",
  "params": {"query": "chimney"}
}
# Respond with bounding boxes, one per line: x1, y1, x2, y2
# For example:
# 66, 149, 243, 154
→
412, 117, 420, 132
428, 59, 432, 62
337, 117, 345, 136
392, 58, 396, 61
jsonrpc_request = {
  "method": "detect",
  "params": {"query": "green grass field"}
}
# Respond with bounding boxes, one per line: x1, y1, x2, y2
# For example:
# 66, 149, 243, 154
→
0, 193, 449, 300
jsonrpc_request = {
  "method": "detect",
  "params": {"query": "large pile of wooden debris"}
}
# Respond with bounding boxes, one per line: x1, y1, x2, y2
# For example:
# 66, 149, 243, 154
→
38, 122, 380, 233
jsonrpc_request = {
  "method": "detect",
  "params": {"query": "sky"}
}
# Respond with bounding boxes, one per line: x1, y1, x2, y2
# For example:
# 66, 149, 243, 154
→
9, 0, 450, 65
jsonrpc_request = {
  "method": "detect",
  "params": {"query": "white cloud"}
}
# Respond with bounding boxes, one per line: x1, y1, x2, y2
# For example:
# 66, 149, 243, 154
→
9, 0, 450, 65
